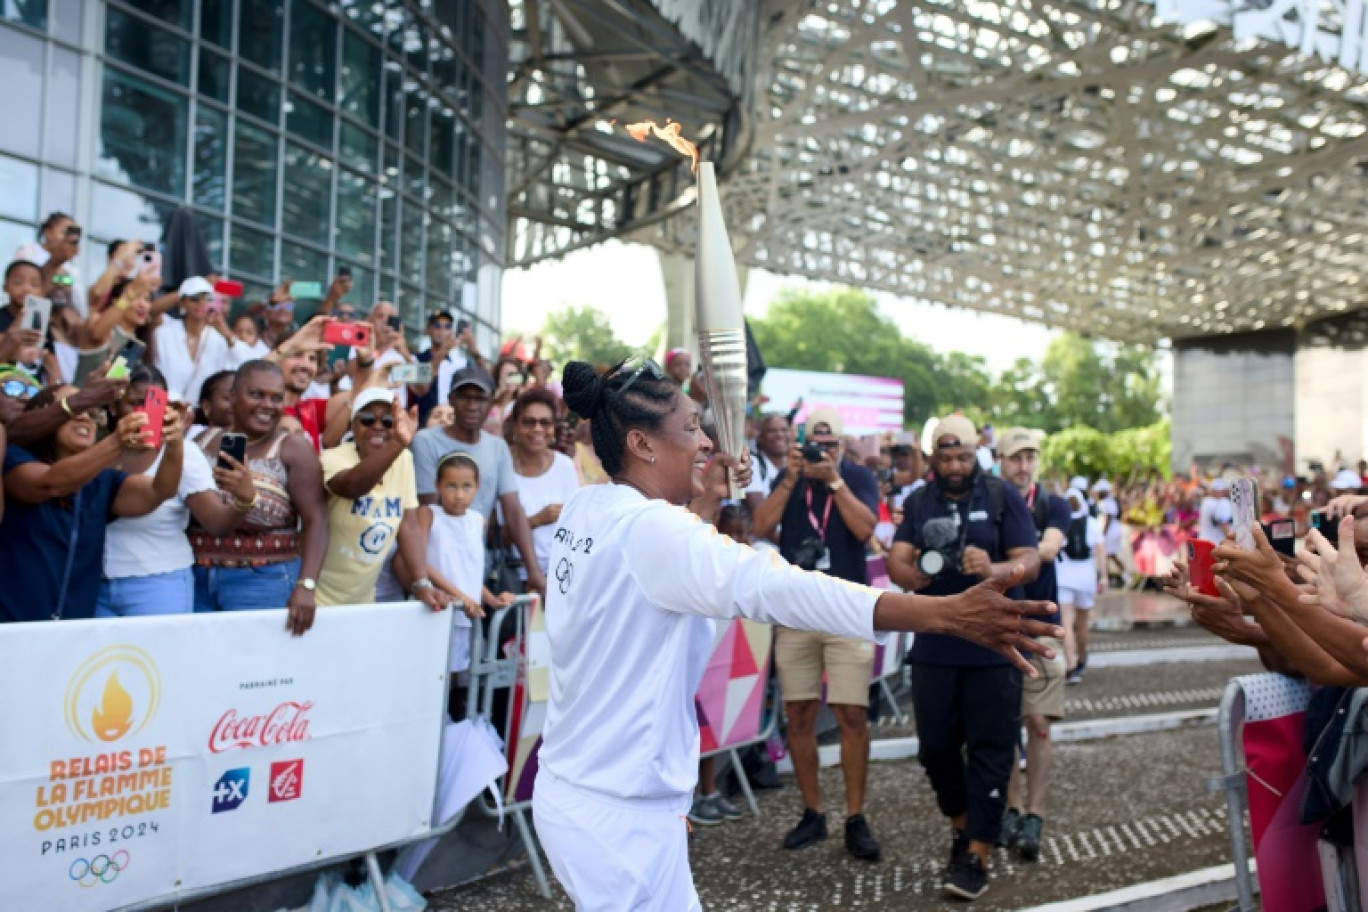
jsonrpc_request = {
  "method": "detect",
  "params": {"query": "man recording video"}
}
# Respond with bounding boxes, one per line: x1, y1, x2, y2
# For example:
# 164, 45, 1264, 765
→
752, 407, 883, 862
887, 415, 1041, 901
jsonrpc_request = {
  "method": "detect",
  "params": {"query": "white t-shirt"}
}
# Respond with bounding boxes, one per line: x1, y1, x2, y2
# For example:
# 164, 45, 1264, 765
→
1097, 495, 1122, 553
433, 349, 470, 407
1198, 496, 1234, 544
228, 338, 270, 368
510, 451, 579, 578
1056, 511, 1104, 594
103, 443, 217, 578
743, 450, 785, 497
426, 508, 485, 671
153, 317, 235, 404
538, 483, 882, 804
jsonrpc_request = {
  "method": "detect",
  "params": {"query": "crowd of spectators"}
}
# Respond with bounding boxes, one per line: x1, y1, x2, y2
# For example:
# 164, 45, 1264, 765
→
12, 210, 1368, 903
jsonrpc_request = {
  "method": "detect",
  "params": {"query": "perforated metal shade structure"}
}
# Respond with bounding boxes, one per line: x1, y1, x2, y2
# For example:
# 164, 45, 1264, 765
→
508, 0, 1368, 344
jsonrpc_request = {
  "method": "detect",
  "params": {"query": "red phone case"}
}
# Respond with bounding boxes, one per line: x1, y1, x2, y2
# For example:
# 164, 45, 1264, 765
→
214, 279, 244, 297
1187, 540, 1219, 597
322, 321, 371, 347
139, 387, 168, 449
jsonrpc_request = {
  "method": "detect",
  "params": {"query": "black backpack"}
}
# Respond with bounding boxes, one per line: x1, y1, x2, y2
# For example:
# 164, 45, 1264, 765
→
1063, 514, 1092, 561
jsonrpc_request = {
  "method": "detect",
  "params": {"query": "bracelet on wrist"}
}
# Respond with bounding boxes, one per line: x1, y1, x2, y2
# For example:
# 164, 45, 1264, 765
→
231, 492, 258, 513
60, 396, 76, 418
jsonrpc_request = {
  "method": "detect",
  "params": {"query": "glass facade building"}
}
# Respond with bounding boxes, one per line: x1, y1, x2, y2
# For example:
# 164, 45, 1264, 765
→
1, 0, 508, 340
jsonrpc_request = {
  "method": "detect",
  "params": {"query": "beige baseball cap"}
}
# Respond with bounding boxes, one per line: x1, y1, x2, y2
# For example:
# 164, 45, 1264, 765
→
931, 415, 977, 449
806, 406, 844, 438
999, 427, 1042, 458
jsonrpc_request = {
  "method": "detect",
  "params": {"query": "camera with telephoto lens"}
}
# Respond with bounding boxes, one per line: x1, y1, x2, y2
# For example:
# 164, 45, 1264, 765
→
801, 440, 825, 463
791, 536, 828, 572
917, 513, 962, 578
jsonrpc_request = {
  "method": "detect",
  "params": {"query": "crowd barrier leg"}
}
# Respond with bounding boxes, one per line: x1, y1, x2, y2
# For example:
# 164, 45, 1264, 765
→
1206, 680, 1257, 912
511, 804, 552, 898
728, 747, 761, 816
877, 677, 906, 726
364, 850, 395, 912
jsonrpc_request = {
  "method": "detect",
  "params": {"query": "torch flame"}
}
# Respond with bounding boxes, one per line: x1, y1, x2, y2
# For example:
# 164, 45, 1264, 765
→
623, 120, 699, 173
92, 671, 135, 742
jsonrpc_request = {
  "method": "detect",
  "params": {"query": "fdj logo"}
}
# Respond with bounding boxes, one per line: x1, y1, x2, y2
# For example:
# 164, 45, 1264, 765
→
269, 759, 304, 803
69, 851, 129, 887
211, 768, 250, 813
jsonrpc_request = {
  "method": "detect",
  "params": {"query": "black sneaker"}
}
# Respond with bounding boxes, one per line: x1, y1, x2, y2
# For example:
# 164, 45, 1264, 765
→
1017, 814, 1043, 862
844, 813, 881, 862
944, 827, 969, 877
943, 851, 989, 900
782, 808, 827, 850
997, 808, 1021, 848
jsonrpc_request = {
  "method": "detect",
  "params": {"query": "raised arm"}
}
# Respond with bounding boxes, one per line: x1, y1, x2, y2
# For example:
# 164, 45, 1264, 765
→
112, 412, 185, 517
6, 416, 137, 504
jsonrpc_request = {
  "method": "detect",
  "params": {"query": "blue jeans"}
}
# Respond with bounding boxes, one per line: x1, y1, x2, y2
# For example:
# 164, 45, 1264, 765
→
193, 559, 300, 613
96, 568, 195, 617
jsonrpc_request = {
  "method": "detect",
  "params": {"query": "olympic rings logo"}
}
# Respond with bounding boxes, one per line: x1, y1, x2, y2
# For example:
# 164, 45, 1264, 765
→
69, 851, 130, 887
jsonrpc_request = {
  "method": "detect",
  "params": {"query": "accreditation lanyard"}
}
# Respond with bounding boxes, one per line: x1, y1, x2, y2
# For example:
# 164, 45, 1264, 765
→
805, 484, 834, 541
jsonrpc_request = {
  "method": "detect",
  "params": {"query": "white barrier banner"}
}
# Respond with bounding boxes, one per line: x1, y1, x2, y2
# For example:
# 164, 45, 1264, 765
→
0, 604, 449, 912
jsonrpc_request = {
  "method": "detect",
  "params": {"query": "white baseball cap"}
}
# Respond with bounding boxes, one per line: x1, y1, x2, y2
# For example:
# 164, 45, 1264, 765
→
1091, 478, 1113, 494
178, 276, 213, 298
1068, 475, 1089, 493
351, 387, 395, 418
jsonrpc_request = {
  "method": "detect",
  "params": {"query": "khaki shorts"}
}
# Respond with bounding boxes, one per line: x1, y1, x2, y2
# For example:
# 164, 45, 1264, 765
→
1021, 637, 1067, 721
774, 627, 874, 707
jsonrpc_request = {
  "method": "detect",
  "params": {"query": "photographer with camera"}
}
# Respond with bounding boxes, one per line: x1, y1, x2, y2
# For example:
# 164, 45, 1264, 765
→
887, 415, 1042, 901
752, 407, 883, 862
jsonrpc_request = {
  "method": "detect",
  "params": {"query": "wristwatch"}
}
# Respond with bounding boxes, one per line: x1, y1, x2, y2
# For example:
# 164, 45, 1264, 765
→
296, 577, 317, 592
411, 577, 435, 594
828, 478, 846, 493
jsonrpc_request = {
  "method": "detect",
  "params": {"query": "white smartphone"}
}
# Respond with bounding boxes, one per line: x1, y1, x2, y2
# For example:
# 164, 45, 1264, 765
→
390, 362, 432, 383
23, 295, 53, 339
1231, 478, 1257, 550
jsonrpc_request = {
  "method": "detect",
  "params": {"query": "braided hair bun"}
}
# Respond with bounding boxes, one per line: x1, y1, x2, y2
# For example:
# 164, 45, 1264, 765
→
561, 361, 608, 419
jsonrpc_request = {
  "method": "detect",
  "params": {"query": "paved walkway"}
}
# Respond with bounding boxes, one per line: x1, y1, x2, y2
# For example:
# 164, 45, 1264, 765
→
429, 605, 1263, 911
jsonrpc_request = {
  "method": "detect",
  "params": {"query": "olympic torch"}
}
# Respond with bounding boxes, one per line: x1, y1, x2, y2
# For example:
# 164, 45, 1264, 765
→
694, 162, 748, 499
624, 121, 748, 497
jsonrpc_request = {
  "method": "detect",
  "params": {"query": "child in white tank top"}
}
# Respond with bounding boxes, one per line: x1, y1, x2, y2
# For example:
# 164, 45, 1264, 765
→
419, 452, 516, 674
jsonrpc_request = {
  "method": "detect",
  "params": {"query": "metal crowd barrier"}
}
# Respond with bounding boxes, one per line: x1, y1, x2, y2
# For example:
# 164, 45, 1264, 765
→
464, 595, 553, 899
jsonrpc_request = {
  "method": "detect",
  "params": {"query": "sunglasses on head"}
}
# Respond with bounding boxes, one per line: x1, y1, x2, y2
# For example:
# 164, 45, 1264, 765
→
1, 378, 39, 399
356, 413, 395, 429
615, 356, 665, 395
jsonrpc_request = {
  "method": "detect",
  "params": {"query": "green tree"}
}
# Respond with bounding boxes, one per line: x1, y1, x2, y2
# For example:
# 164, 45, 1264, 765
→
1039, 334, 1162, 434
749, 287, 945, 424
540, 305, 636, 368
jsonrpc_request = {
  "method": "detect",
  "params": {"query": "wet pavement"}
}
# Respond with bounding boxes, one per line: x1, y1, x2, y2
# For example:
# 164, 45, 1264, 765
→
428, 611, 1265, 911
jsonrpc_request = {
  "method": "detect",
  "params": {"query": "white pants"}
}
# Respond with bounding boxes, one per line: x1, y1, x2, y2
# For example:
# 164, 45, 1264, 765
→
533, 769, 701, 911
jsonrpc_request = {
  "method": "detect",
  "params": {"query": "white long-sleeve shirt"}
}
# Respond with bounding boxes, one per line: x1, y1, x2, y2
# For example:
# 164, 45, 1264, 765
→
539, 483, 881, 803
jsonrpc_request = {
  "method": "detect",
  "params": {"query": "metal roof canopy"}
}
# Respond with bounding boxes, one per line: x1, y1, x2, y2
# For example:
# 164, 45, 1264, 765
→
509, 0, 1368, 344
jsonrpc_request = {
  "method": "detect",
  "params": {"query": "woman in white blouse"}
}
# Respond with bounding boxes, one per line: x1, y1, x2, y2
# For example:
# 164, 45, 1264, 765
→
533, 359, 1061, 910
506, 387, 580, 581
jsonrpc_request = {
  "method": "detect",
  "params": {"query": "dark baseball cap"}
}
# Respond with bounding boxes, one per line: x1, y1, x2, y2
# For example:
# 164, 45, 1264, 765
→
428, 309, 454, 325
449, 364, 494, 395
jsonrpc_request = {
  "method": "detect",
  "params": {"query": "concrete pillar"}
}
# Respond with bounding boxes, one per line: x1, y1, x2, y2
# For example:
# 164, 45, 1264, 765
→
657, 250, 749, 358
658, 250, 696, 357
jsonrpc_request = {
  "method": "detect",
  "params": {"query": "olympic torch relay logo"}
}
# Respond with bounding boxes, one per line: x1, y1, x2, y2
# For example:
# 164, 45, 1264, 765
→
64, 646, 161, 743
34, 645, 174, 840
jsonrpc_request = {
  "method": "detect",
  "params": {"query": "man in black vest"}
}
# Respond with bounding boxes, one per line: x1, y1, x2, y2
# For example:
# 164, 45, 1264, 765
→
888, 415, 1041, 901
997, 428, 1069, 863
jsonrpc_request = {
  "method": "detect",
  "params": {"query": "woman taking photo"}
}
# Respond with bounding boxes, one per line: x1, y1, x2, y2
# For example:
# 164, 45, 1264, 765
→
73, 272, 159, 385
98, 365, 259, 617
506, 387, 579, 583
532, 360, 1062, 907
190, 360, 328, 636
0, 384, 183, 623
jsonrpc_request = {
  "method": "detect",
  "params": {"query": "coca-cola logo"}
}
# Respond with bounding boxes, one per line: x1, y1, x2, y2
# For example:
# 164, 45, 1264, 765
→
209, 701, 314, 753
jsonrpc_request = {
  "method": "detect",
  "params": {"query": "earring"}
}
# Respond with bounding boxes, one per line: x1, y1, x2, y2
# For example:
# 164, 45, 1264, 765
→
650, 456, 656, 463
